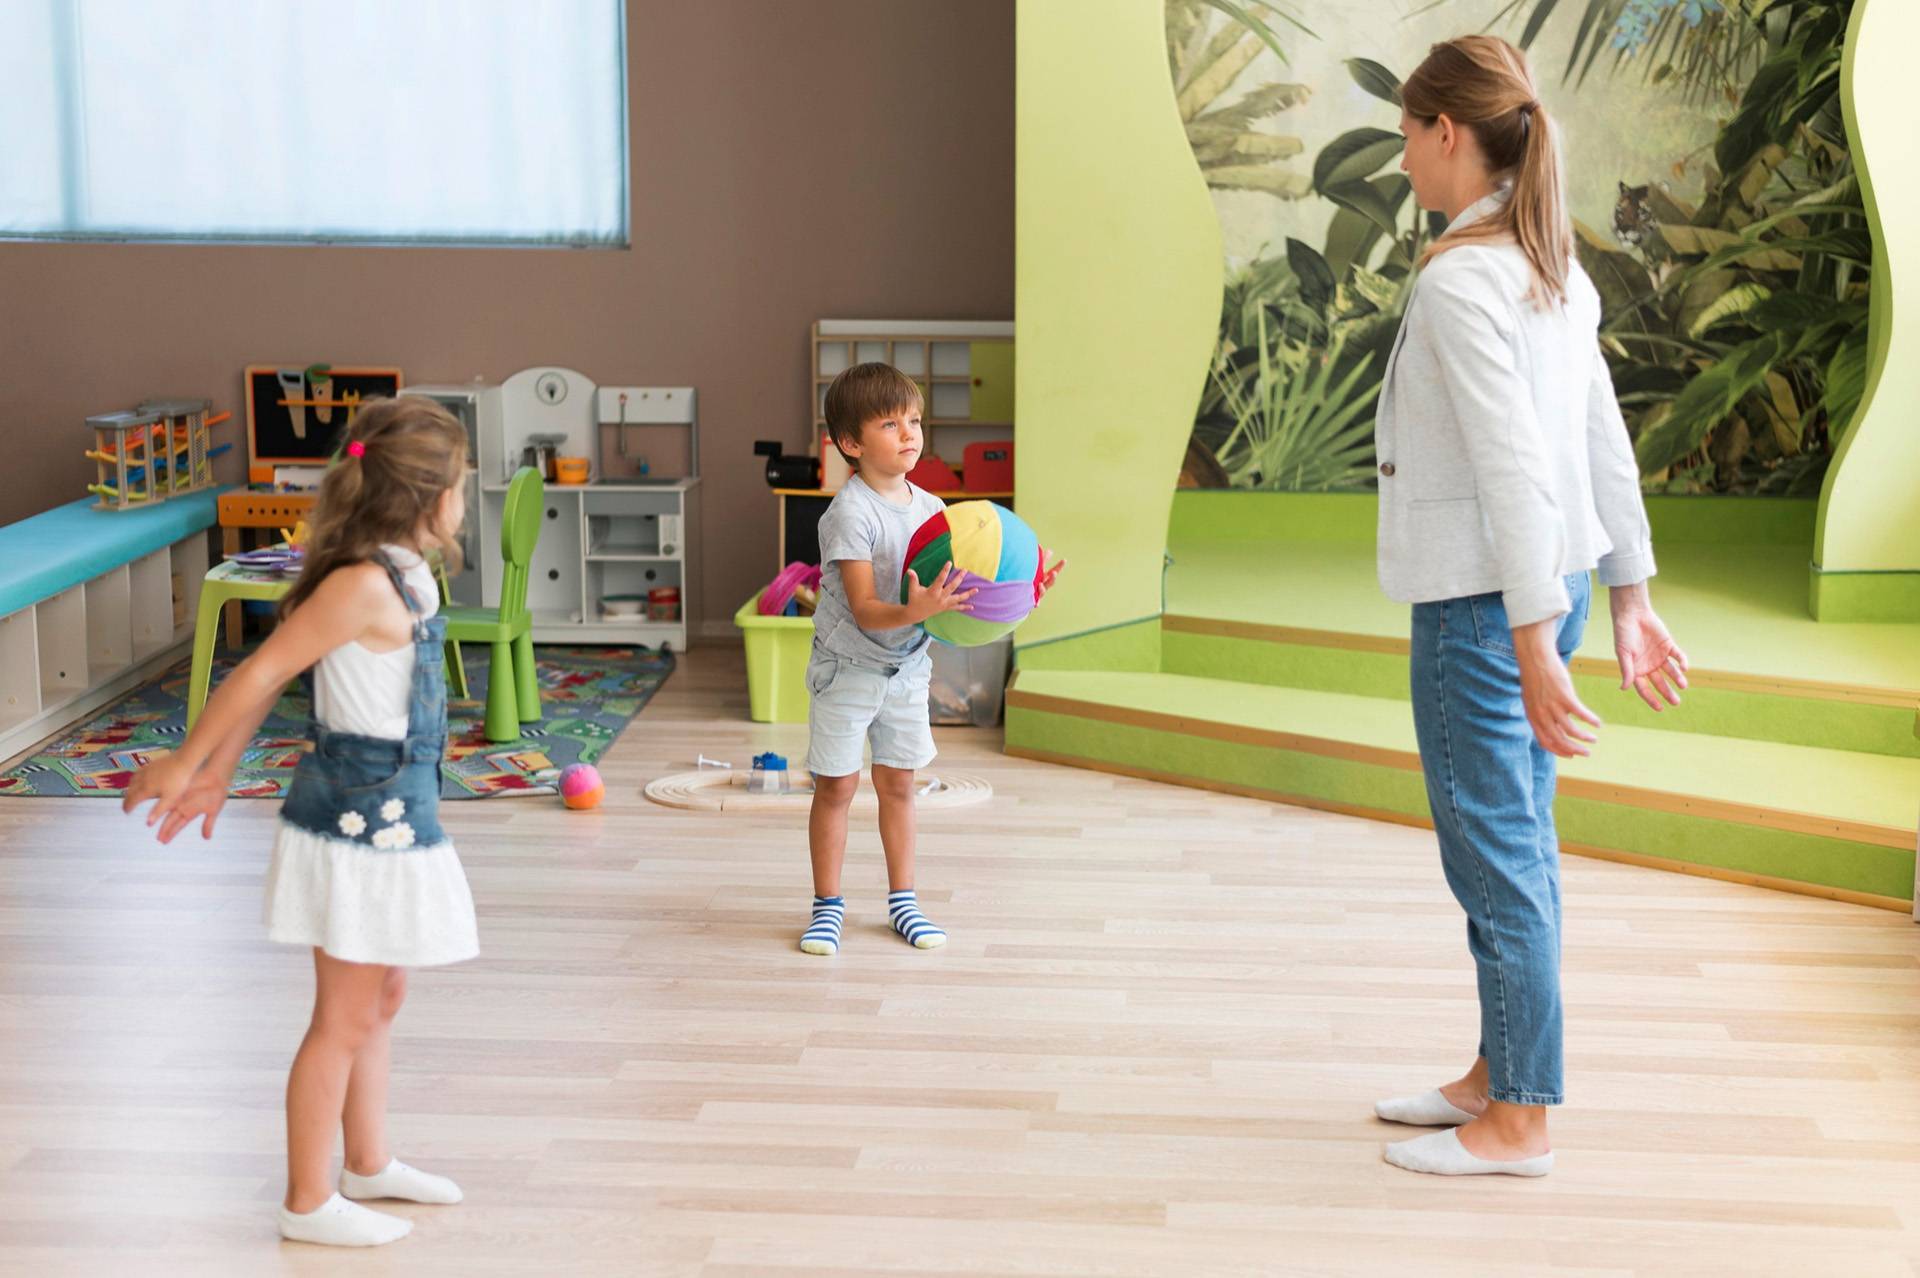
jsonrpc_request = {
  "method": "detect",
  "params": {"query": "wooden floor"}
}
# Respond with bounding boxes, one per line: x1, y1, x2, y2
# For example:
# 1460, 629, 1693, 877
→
1, 644, 1917, 1277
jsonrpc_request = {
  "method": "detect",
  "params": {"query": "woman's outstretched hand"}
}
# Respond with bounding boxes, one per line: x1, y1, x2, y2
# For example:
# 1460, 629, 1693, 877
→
1610, 583, 1688, 712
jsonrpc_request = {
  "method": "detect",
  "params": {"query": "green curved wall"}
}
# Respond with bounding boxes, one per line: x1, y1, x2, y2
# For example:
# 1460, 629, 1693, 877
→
1013, 0, 1220, 651
1813, 0, 1920, 620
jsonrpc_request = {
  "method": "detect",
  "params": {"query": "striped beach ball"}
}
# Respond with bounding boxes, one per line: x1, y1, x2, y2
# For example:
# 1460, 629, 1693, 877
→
900, 501, 1043, 647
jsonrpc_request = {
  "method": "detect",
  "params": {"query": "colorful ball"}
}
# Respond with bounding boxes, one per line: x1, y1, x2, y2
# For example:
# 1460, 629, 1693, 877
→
558, 763, 604, 810
900, 501, 1043, 647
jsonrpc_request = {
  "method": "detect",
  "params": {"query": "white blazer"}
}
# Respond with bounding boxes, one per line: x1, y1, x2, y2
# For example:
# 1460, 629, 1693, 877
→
1374, 188, 1655, 627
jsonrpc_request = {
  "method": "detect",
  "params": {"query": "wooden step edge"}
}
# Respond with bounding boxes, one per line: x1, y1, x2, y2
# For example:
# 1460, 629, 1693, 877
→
1006, 687, 1915, 852
1002, 745, 1913, 915
1160, 614, 1920, 710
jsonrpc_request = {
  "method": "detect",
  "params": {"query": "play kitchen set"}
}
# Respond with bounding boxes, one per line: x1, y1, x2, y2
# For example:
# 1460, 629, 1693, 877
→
86, 398, 233, 511
405, 367, 698, 650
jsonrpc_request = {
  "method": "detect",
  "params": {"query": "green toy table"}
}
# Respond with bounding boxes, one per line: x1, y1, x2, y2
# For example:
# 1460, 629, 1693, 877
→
185, 558, 468, 732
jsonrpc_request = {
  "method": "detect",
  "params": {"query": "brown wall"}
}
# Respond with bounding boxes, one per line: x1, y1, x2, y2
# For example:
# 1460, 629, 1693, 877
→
0, 0, 1013, 638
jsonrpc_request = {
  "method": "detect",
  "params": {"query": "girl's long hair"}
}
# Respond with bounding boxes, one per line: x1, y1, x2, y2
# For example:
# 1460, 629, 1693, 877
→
1402, 35, 1571, 307
278, 396, 468, 618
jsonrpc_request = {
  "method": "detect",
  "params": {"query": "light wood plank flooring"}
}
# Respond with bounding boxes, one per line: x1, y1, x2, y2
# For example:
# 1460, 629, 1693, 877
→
0, 645, 1916, 1276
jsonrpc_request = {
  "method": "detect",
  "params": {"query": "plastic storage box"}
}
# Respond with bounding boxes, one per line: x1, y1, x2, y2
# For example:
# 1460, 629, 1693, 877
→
928, 636, 1012, 727
735, 590, 814, 722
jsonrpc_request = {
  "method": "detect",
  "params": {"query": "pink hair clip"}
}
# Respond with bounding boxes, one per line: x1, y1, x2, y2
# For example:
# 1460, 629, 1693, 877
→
346, 440, 366, 458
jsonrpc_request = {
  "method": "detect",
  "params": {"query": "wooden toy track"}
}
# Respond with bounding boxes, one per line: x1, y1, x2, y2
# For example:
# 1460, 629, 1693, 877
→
644, 769, 993, 812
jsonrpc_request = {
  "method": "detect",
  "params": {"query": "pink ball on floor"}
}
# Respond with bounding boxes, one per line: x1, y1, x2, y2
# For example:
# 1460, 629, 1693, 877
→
559, 763, 604, 810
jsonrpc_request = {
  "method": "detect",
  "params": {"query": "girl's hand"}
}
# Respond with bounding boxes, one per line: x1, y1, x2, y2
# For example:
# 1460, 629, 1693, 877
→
905, 562, 977, 622
1035, 548, 1067, 603
122, 752, 201, 834
1611, 599, 1688, 712
153, 770, 231, 843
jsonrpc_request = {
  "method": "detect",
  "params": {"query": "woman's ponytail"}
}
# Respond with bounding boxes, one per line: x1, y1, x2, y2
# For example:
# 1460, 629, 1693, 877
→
1404, 36, 1571, 308
1508, 98, 1571, 307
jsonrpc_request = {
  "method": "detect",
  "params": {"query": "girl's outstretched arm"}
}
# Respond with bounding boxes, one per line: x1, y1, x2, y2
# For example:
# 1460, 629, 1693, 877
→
123, 564, 393, 839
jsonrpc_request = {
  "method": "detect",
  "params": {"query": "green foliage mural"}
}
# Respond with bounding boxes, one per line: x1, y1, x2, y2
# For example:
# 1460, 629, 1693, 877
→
1173, 0, 1867, 496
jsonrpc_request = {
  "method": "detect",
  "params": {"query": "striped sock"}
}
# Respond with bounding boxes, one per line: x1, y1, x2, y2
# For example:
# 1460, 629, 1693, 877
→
887, 889, 946, 950
799, 895, 845, 955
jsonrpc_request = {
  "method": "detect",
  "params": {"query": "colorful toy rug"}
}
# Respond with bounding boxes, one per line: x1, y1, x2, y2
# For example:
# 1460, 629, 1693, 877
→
0, 644, 672, 799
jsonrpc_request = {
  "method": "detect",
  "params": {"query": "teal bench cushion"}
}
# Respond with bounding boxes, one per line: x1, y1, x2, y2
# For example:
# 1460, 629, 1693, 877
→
0, 488, 230, 617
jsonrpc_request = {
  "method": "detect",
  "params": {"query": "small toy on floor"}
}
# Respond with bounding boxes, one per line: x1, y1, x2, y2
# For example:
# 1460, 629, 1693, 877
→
558, 763, 604, 810
748, 752, 789, 794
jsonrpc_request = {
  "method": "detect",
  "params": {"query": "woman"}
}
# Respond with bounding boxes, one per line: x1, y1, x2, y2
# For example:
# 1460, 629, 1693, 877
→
1370, 35, 1689, 1176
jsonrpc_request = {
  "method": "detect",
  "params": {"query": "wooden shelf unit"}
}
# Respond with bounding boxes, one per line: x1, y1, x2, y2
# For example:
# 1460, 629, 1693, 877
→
811, 320, 1015, 465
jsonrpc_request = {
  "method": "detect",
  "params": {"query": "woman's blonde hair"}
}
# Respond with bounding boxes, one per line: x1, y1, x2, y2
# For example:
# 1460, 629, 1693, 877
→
279, 396, 468, 617
1402, 35, 1570, 307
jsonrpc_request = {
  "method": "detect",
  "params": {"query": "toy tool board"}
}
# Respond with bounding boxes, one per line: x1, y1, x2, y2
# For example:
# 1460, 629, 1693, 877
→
244, 364, 403, 482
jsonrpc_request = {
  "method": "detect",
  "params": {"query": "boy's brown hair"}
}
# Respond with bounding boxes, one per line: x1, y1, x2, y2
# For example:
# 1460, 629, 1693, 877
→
822, 362, 923, 464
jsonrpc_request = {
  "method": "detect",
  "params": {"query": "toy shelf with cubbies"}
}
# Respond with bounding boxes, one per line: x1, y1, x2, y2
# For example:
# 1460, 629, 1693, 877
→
812, 320, 1013, 466
0, 491, 222, 764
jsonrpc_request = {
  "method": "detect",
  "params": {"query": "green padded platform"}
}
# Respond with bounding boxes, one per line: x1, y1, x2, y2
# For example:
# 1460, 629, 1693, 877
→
1164, 541, 1920, 697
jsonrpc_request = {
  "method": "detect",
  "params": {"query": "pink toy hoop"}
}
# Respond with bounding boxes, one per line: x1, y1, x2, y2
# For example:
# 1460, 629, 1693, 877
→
758, 561, 822, 616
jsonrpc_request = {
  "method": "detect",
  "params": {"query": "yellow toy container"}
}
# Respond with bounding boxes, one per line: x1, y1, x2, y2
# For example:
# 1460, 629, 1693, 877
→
735, 590, 815, 722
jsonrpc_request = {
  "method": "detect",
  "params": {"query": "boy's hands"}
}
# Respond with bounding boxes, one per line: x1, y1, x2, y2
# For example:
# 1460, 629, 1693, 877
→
1035, 547, 1066, 603
122, 752, 229, 842
904, 562, 977, 623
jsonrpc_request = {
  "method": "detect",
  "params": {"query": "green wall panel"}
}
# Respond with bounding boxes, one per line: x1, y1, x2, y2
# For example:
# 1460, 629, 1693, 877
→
1014, 0, 1220, 646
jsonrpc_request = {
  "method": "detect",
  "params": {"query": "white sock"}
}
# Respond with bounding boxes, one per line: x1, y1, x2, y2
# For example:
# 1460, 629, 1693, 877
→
276, 1192, 413, 1246
340, 1157, 463, 1204
1382, 1129, 1554, 1177
1375, 1088, 1479, 1127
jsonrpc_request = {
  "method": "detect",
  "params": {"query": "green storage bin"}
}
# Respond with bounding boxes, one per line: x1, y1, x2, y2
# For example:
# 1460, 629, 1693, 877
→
735, 590, 815, 722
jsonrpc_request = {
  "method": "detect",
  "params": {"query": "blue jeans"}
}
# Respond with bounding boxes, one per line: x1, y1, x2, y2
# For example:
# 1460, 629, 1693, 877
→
1409, 573, 1591, 1106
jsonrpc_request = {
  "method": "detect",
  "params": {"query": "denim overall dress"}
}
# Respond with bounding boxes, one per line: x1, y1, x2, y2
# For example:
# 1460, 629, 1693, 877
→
262, 552, 479, 967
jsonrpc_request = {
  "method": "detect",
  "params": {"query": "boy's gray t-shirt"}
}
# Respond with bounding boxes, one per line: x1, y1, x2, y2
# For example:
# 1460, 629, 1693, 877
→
813, 474, 949, 666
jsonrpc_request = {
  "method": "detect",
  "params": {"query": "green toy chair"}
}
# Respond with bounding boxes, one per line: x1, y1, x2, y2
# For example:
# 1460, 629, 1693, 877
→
442, 466, 544, 742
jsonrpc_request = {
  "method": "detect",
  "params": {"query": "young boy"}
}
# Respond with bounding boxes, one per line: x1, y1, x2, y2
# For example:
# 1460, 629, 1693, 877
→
799, 363, 977, 956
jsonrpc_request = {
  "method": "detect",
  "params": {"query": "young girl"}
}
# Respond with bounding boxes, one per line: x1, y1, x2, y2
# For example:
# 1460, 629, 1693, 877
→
124, 397, 478, 1245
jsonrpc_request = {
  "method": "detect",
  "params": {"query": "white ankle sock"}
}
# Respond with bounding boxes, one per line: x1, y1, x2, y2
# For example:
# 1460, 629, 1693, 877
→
340, 1157, 463, 1204
277, 1192, 413, 1246
1374, 1088, 1479, 1127
1382, 1128, 1553, 1177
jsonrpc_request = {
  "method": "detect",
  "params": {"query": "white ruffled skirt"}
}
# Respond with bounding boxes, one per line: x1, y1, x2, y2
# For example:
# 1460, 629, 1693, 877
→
263, 819, 479, 967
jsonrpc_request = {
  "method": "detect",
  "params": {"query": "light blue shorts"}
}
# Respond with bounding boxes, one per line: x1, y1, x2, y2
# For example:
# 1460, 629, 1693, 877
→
805, 644, 936, 777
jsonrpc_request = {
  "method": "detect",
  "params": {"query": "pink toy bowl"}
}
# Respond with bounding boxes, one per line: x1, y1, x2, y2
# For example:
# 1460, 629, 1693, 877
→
559, 763, 604, 810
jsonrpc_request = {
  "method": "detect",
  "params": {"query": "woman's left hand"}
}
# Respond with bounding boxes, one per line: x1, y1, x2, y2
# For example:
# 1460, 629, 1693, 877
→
1611, 588, 1688, 712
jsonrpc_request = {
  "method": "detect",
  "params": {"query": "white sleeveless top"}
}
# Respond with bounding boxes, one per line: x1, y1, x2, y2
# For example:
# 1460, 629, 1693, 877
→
312, 548, 440, 740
